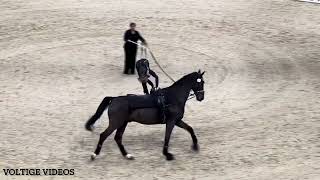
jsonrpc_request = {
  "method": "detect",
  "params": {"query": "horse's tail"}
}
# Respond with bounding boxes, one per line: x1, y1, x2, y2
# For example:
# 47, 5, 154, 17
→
85, 96, 114, 131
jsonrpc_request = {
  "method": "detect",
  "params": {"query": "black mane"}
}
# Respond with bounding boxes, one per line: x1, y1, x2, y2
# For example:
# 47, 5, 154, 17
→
169, 72, 198, 88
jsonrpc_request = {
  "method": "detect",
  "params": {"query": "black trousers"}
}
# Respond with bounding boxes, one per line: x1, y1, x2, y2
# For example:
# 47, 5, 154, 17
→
124, 44, 137, 74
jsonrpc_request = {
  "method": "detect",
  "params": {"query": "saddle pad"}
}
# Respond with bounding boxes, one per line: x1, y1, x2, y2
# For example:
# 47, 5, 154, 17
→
126, 94, 158, 110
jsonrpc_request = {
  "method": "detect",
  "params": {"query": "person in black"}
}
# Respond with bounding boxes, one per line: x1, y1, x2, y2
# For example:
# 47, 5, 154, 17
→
123, 23, 146, 74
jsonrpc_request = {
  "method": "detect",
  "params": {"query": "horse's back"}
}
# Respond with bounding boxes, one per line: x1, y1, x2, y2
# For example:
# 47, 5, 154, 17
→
107, 96, 130, 118
108, 94, 157, 113
108, 94, 161, 124
126, 94, 157, 109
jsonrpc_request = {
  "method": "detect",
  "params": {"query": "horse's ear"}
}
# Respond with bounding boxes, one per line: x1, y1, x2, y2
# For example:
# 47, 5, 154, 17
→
198, 69, 201, 74
201, 71, 206, 76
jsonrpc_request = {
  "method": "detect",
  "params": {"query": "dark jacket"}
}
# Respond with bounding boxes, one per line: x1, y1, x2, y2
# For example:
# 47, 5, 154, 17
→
124, 30, 145, 47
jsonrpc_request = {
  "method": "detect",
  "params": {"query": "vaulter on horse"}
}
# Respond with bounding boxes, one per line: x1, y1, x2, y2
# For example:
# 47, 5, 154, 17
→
136, 56, 166, 123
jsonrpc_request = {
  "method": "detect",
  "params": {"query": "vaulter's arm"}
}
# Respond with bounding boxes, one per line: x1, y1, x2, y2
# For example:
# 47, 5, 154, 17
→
149, 70, 159, 88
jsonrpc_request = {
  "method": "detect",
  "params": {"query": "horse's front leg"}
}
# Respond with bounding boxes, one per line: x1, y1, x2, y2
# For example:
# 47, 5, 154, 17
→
176, 120, 199, 151
163, 120, 176, 160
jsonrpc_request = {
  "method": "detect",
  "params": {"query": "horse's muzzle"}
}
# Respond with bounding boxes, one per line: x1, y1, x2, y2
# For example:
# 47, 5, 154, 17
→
195, 90, 204, 101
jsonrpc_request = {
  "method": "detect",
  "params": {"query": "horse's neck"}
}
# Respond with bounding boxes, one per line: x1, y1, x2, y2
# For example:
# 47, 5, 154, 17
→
166, 80, 192, 105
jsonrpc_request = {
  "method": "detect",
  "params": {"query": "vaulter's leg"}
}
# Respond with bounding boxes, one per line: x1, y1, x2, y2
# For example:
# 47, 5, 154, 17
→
147, 79, 155, 89
176, 120, 199, 151
114, 122, 134, 160
163, 120, 175, 160
142, 82, 149, 94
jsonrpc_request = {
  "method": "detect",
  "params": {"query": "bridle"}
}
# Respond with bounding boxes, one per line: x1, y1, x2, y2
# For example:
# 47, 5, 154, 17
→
188, 90, 204, 100
189, 76, 205, 100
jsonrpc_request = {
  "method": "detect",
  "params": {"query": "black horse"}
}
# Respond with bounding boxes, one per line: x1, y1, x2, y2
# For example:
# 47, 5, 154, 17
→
85, 70, 205, 160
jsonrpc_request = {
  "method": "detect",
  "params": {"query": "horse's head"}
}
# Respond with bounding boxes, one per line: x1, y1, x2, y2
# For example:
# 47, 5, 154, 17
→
136, 59, 150, 83
191, 70, 205, 101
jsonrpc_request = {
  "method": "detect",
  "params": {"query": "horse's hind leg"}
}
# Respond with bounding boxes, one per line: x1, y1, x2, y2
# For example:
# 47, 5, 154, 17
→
91, 126, 116, 160
114, 122, 134, 160
176, 120, 199, 151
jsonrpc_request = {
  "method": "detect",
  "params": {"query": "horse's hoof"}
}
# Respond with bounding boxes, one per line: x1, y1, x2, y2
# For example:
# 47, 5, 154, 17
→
165, 153, 175, 161
91, 153, 97, 160
125, 154, 135, 160
85, 124, 93, 131
192, 144, 199, 152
